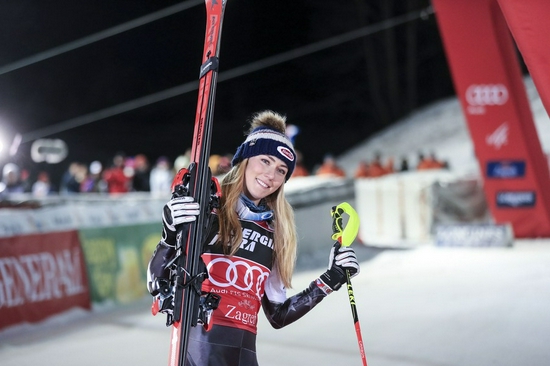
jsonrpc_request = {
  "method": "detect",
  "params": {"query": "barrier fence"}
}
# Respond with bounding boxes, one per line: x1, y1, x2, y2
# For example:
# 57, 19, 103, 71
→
0, 172, 495, 331
0, 195, 165, 331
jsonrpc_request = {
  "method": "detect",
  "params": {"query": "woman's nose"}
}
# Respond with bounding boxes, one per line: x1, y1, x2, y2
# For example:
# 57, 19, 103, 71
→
264, 166, 275, 179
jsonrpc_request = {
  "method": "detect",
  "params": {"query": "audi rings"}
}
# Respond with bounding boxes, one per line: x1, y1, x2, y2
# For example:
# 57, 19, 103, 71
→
466, 84, 508, 106
206, 257, 269, 299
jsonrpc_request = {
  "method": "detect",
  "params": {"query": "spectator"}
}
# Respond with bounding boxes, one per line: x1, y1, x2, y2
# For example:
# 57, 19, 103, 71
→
354, 160, 370, 178
32, 171, 51, 197
81, 160, 106, 193
367, 153, 387, 177
150, 156, 174, 197
60, 162, 85, 194
316, 154, 346, 177
0, 163, 25, 195
399, 156, 409, 172
20, 168, 32, 192
132, 154, 151, 192
355, 153, 393, 178
417, 151, 445, 170
103, 153, 130, 194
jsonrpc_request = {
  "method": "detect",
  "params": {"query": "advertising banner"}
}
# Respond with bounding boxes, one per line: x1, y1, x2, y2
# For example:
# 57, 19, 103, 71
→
432, 0, 550, 237
497, 0, 550, 120
435, 224, 513, 247
0, 231, 91, 330
79, 223, 160, 304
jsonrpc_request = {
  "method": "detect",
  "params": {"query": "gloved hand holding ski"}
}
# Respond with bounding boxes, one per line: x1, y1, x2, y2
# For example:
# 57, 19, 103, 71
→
161, 196, 201, 233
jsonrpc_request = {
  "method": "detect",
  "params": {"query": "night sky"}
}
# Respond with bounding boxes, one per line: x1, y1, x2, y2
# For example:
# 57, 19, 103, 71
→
0, 0, 454, 187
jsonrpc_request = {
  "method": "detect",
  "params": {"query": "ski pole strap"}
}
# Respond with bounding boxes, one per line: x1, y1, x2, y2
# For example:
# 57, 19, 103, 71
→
199, 56, 219, 78
331, 202, 360, 247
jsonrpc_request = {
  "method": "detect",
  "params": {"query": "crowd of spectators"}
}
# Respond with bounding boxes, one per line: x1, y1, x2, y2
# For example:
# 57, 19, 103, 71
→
0, 149, 236, 199
351, 151, 447, 179
352, 151, 447, 179
0, 149, 448, 199
288, 150, 448, 180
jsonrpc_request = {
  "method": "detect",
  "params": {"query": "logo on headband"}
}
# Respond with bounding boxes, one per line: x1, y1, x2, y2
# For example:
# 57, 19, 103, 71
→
277, 146, 295, 161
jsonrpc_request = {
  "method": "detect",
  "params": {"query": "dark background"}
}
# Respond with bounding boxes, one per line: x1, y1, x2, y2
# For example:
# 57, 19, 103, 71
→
0, 0, 456, 188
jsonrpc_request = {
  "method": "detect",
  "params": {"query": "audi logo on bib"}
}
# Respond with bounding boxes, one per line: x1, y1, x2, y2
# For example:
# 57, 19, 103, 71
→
206, 255, 269, 299
466, 84, 508, 115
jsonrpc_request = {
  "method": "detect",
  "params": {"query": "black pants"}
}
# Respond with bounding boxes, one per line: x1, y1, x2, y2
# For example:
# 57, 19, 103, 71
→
186, 324, 258, 366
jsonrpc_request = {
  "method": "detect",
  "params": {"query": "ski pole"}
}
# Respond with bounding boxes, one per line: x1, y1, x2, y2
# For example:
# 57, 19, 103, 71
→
331, 202, 368, 366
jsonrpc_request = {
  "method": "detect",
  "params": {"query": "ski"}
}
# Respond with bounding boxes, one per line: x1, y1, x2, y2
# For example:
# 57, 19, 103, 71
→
166, 1, 228, 365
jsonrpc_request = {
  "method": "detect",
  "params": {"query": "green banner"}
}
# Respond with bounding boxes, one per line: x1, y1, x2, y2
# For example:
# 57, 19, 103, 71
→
79, 223, 161, 304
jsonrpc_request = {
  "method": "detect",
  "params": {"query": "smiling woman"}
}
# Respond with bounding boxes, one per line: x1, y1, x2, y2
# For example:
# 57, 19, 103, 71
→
146, 109, 361, 365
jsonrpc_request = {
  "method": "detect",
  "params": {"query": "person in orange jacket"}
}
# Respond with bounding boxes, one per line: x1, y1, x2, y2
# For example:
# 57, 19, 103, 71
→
316, 154, 346, 177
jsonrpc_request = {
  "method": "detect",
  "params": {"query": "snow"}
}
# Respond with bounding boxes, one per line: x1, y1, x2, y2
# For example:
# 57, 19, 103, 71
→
3, 241, 550, 366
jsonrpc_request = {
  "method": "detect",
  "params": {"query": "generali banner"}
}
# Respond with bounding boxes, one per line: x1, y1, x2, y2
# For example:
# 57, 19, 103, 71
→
433, 0, 550, 237
0, 231, 91, 330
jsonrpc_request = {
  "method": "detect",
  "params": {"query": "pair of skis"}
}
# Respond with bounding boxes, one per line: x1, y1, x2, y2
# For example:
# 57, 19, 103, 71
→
161, 1, 227, 366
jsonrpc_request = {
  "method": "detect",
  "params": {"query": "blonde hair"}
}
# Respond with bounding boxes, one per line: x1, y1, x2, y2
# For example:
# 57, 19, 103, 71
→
218, 159, 298, 289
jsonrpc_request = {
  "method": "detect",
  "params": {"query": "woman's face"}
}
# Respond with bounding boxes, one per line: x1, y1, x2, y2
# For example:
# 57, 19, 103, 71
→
243, 155, 288, 205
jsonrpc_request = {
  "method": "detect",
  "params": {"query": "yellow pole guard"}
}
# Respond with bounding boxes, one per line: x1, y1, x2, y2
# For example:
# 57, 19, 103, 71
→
331, 202, 360, 247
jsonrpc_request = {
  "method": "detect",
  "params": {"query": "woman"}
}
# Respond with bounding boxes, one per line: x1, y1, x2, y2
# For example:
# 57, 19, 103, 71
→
147, 110, 360, 365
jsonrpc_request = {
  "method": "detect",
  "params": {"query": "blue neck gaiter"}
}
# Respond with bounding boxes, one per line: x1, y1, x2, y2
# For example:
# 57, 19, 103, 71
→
237, 194, 274, 221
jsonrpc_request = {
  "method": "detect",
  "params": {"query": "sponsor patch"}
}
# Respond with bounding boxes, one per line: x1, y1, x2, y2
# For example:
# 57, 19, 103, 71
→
486, 161, 525, 178
496, 191, 536, 208
277, 146, 295, 161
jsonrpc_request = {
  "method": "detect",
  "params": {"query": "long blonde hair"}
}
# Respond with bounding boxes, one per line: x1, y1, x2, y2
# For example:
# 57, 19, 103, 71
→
217, 160, 298, 288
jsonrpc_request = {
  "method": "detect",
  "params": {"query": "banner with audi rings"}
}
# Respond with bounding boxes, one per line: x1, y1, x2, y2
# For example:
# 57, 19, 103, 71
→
433, 0, 550, 238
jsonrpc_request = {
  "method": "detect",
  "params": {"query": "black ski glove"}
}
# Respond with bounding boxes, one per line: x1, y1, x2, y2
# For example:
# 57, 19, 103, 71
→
316, 243, 360, 294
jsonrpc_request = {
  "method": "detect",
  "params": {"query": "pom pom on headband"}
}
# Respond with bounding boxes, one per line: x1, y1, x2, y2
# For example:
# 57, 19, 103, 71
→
231, 111, 296, 181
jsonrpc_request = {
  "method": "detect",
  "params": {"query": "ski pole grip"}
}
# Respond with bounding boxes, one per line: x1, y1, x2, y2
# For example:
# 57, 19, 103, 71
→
331, 202, 360, 247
